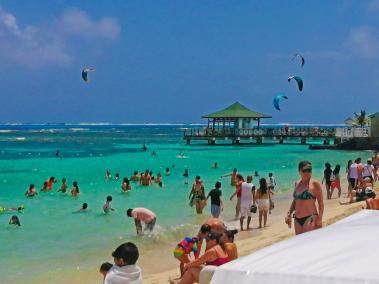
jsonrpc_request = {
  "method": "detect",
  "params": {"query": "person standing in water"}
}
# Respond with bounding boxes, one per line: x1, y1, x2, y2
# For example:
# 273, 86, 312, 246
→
240, 176, 255, 231
183, 169, 189, 185
206, 182, 223, 218
25, 184, 38, 197
121, 177, 131, 192
229, 174, 244, 220
286, 161, 324, 235
71, 181, 80, 197
127, 207, 157, 236
189, 176, 206, 214
221, 168, 238, 186
58, 178, 67, 193
103, 196, 115, 213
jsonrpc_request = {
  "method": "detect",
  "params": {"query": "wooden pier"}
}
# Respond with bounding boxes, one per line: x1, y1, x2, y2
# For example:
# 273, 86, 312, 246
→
183, 102, 370, 146
184, 126, 369, 145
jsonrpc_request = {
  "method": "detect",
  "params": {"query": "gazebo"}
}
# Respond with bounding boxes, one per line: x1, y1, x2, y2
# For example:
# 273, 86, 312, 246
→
202, 101, 271, 132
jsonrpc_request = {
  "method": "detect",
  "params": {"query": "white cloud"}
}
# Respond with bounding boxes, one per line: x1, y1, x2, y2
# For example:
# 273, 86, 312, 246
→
345, 26, 379, 58
0, 6, 120, 69
368, 0, 379, 12
57, 9, 120, 40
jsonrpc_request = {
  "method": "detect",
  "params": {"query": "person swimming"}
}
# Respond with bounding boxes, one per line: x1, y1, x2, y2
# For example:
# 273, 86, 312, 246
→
9, 215, 21, 226
25, 184, 38, 197
75, 203, 88, 213
105, 170, 112, 180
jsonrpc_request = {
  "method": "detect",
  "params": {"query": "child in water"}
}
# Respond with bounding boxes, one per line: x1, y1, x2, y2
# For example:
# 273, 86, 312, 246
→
58, 178, 67, 193
183, 169, 189, 185
165, 168, 171, 176
9, 215, 21, 226
25, 184, 38, 197
71, 181, 80, 197
103, 196, 115, 213
75, 203, 88, 213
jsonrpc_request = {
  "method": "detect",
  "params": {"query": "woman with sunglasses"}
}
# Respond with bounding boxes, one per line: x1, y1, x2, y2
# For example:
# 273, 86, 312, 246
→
170, 231, 230, 284
286, 161, 324, 235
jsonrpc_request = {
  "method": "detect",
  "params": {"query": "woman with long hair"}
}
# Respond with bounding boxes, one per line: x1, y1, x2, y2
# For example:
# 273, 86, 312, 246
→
255, 178, 270, 228
330, 165, 341, 198
286, 161, 324, 235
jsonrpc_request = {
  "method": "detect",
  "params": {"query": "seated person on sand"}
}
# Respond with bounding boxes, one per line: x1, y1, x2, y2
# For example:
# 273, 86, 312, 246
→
170, 231, 230, 284
340, 177, 375, 205
127, 208, 157, 236
104, 242, 142, 284
203, 218, 238, 260
223, 229, 238, 261
174, 224, 211, 276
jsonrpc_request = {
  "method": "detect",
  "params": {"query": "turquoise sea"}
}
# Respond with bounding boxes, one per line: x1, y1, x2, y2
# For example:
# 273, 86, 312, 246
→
0, 124, 373, 282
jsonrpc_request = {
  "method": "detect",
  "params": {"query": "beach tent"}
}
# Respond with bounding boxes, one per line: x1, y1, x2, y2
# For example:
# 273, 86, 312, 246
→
210, 210, 379, 284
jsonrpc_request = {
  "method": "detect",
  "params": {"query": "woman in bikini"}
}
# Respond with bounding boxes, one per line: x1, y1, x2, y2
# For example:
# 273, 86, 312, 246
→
286, 161, 324, 235
189, 176, 206, 214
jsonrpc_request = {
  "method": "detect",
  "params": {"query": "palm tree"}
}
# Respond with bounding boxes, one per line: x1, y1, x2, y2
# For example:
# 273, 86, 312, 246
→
353, 110, 368, 128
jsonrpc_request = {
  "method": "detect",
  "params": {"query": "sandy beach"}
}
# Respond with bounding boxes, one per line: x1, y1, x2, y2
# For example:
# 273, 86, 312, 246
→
143, 182, 376, 284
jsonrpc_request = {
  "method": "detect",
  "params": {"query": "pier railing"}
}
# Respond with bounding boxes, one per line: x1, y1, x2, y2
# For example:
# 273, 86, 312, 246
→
184, 127, 369, 138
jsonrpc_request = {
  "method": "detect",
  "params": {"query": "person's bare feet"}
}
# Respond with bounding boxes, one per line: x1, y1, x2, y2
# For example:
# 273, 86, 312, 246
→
246, 227, 253, 231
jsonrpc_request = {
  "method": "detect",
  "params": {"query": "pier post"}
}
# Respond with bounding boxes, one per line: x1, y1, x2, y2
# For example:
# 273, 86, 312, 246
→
334, 137, 341, 145
301, 137, 306, 145
186, 139, 190, 145
256, 137, 262, 144
279, 137, 284, 144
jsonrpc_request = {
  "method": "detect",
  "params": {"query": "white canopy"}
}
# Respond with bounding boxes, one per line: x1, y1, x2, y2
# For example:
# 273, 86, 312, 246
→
211, 210, 379, 284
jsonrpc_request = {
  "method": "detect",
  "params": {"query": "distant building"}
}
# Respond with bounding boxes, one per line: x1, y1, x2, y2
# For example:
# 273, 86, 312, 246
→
369, 112, 379, 137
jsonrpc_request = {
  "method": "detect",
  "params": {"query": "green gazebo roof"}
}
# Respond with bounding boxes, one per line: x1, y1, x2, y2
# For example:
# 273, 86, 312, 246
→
202, 102, 271, 119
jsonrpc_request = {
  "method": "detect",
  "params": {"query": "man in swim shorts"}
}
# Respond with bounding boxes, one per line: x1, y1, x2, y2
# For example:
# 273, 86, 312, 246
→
127, 207, 156, 236
239, 176, 255, 231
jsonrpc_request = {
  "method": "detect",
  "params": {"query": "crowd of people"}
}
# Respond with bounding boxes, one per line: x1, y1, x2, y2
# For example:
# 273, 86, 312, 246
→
4, 148, 379, 284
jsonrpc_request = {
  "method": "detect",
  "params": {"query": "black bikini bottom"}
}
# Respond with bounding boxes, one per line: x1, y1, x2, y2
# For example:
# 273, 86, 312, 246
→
294, 214, 315, 227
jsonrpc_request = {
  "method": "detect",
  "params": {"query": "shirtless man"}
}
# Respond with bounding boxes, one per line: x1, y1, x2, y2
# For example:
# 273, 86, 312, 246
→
140, 170, 152, 186
221, 168, 238, 186
127, 207, 157, 236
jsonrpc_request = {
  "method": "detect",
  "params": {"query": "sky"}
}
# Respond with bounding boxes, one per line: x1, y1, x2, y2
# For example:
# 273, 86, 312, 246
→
0, 0, 379, 124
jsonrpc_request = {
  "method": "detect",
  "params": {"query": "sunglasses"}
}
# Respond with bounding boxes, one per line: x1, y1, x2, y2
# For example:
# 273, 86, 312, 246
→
301, 168, 312, 173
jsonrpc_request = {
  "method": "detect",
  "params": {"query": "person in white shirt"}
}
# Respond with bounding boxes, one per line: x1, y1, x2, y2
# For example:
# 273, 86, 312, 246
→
239, 176, 255, 231
104, 242, 142, 284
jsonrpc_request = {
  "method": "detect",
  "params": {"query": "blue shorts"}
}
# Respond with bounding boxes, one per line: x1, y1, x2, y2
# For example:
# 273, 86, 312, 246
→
211, 204, 221, 218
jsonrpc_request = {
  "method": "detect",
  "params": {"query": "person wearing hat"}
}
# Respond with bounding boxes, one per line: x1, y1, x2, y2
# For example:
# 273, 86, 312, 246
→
189, 176, 206, 214
104, 242, 142, 284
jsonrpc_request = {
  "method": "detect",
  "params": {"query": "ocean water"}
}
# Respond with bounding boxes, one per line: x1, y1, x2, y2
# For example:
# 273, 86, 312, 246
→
0, 124, 372, 282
